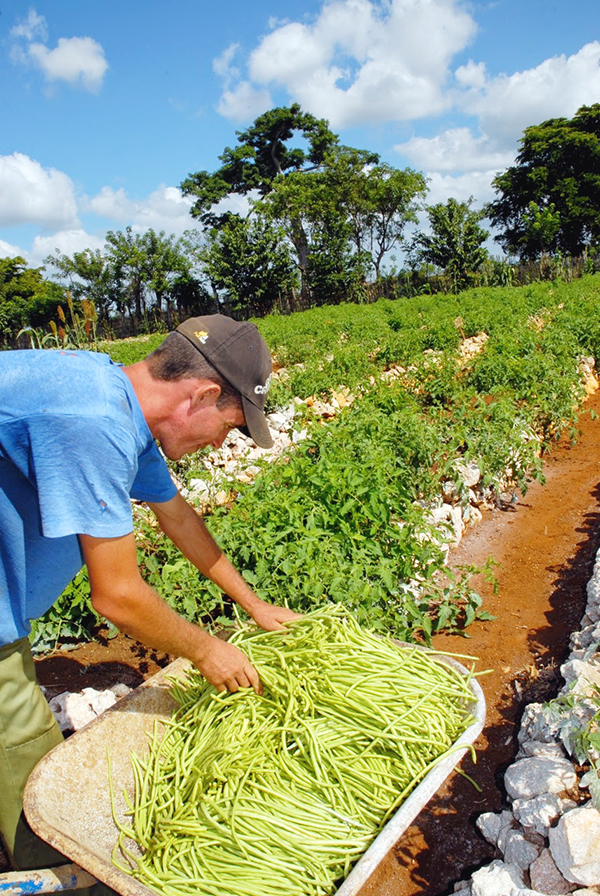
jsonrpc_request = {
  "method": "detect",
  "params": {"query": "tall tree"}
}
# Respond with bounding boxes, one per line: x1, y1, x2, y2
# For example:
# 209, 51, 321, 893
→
486, 104, 600, 259
200, 216, 298, 317
322, 148, 427, 278
411, 198, 489, 292
258, 167, 368, 306
139, 229, 192, 326
44, 247, 119, 324
181, 105, 339, 304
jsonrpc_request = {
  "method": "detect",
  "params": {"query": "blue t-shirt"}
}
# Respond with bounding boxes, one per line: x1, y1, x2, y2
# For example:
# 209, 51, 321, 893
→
0, 349, 177, 646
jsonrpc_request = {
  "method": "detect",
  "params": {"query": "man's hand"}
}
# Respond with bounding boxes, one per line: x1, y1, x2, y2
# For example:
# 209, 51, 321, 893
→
79, 531, 263, 696
195, 636, 262, 694
248, 601, 303, 632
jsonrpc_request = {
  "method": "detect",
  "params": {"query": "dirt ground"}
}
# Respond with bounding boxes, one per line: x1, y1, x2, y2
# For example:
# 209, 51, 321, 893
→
19, 392, 600, 893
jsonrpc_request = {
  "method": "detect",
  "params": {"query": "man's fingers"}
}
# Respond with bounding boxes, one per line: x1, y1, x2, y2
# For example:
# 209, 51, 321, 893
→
244, 663, 262, 695
216, 663, 262, 696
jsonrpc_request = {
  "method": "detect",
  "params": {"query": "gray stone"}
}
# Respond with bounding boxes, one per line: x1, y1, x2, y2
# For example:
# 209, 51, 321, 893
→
513, 793, 564, 836
504, 829, 543, 869
519, 741, 566, 760
504, 757, 577, 801
476, 811, 502, 846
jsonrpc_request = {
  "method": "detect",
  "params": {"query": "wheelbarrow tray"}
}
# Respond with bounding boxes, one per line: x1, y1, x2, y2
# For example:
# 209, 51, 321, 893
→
24, 649, 485, 896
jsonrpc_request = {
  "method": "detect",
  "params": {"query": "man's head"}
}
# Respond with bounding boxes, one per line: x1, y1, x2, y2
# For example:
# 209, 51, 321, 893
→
146, 315, 273, 449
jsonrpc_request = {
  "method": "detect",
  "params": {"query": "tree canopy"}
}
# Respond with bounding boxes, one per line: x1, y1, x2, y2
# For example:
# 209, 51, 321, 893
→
181, 106, 428, 305
411, 198, 489, 292
486, 104, 600, 259
0, 256, 65, 345
180, 104, 339, 227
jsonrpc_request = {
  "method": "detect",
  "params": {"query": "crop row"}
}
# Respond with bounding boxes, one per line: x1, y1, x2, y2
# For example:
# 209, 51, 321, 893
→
31, 275, 600, 652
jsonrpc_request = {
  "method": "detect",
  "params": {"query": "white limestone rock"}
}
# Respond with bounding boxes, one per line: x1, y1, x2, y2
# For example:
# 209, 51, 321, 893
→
470, 860, 526, 896
48, 685, 130, 732
519, 703, 563, 745
454, 460, 482, 489
549, 807, 600, 886
561, 658, 600, 694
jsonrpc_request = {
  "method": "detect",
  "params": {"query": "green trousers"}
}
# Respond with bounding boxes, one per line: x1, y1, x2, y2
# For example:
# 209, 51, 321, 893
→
0, 638, 115, 896
0, 637, 65, 871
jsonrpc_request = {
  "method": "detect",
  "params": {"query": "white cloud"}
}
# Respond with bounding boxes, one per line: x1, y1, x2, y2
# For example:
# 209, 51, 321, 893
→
84, 185, 196, 236
216, 81, 273, 123
0, 239, 24, 260
0, 153, 79, 230
31, 229, 105, 267
10, 9, 108, 93
461, 42, 600, 145
216, 0, 478, 127
23, 187, 201, 266
395, 41, 600, 211
396, 128, 514, 173
424, 170, 499, 207
213, 44, 241, 83
27, 36, 108, 92
10, 8, 48, 42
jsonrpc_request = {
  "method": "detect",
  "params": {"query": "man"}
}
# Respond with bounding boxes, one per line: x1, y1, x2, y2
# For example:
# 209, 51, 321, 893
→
0, 314, 299, 877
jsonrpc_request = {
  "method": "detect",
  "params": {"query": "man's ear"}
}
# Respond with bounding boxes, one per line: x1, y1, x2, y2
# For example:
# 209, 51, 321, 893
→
191, 381, 221, 409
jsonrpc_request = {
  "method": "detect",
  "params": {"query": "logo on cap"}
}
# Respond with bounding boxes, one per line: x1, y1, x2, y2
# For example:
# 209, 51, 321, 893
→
254, 374, 272, 396
193, 330, 209, 344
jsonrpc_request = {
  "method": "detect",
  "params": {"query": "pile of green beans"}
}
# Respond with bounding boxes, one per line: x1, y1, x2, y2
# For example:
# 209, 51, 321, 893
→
110, 606, 477, 896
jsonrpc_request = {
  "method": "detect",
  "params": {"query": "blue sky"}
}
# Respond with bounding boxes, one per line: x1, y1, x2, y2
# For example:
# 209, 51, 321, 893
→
1, 0, 599, 267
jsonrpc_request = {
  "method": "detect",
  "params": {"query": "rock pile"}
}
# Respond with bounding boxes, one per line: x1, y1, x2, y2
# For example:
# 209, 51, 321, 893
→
452, 547, 600, 896
46, 682, 131, 734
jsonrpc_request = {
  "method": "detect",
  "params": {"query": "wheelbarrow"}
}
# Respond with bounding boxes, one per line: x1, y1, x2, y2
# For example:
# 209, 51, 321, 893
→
3, 651, 484, 896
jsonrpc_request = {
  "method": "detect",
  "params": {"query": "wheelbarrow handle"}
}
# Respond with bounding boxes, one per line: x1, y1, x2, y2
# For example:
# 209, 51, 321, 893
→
0, 863, 97, 894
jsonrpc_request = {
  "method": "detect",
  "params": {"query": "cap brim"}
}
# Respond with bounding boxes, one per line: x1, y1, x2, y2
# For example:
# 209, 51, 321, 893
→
240, 396, 273, 449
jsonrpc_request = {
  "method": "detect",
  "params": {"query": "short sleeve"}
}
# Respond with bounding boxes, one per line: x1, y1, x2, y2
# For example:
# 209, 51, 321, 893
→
131, 439, 178, 503
29, 414, 144, 538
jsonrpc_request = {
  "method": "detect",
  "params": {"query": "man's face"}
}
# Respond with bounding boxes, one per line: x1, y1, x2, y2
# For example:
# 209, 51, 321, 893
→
156, 387, 245, 460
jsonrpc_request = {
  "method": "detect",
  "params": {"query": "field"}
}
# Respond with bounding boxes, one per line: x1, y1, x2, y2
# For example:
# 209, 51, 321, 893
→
24, 274, 600, 894
10, 273, 600, 893
32, 274, 600, 652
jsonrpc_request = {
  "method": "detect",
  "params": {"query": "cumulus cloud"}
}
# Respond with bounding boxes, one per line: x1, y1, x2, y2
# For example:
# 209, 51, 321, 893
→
423, 170, 499, 207
396, 128, 514, 174
393, 41, 600, 211
213, 44, 241, 84
84, 185, 196, 236
0, 239, 24, 260
461, 42, 600, 145
32, 229, 106, 266
216, 0, 477, 127
28, 37, 108, 92
10, 8, 108, 92
217, 81, 273, 122
0, 153, 79, 230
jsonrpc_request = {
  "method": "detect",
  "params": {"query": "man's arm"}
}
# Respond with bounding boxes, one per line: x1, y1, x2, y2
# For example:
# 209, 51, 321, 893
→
79, 531, 261, 693
148, 492, 301, 631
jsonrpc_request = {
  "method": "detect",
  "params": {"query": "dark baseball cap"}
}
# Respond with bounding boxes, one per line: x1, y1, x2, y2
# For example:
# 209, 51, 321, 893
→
176, 315, 273, 449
